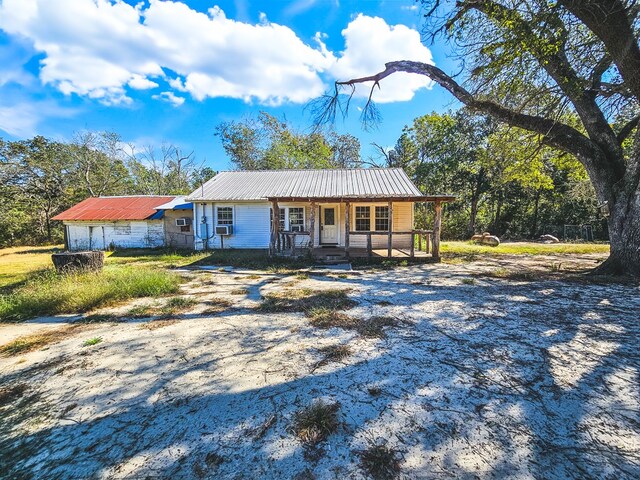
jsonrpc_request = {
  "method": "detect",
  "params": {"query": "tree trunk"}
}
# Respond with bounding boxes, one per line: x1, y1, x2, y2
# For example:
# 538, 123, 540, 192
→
468, 196, 479, 237
597, 191, 640, 276
493, 190, 503, 235
530, 189, 541, 239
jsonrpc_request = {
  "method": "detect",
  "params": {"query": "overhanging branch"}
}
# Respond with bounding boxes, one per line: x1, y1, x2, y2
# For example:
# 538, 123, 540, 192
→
334, 60, 598, 162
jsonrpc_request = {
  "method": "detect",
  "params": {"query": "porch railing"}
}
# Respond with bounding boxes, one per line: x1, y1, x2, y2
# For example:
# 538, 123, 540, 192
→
272, 230, 311, 257
347, 229, 433, 259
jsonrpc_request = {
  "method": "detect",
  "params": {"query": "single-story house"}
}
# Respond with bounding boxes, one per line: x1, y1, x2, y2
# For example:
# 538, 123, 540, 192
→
52, 195, 194, 251
186, 169, 454, 259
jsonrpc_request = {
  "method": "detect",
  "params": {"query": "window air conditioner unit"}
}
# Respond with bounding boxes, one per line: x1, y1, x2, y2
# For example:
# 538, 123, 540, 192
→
215, 225, 233, 235
290, 225, 303, 232
175, 217, 191, 227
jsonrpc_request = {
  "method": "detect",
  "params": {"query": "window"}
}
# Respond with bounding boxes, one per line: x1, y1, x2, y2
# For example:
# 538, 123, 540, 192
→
217, 207, 233, 225
323, 208, 335, 225
375, 206, 389, 231
270, 208, 286, 231
355, 206, 370, 231
289, 207, 305, 232
279, 208, 286, 231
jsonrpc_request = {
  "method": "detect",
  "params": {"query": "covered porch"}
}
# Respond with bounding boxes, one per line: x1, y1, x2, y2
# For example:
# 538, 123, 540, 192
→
268, 195, 455, 261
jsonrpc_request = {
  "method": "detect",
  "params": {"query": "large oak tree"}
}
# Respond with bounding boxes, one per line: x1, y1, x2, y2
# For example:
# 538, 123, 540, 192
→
319, 0, 640, 275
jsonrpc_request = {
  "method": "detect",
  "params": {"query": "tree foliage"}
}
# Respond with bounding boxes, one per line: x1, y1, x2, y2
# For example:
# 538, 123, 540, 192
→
216, 112, 362, 170
0, 133, 211, 246
376, 109, 602, 239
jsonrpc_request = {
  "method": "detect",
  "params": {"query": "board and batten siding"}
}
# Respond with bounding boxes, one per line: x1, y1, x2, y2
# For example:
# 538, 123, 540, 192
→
65, 220, 165, 250
193, 200, 414, 250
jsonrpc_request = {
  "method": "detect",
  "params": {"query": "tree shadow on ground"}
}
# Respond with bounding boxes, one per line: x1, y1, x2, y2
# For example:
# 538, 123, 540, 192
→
1, 267, 638, 479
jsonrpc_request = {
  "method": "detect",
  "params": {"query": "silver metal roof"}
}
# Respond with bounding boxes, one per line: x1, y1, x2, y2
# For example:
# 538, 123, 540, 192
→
186, 168, 428, 201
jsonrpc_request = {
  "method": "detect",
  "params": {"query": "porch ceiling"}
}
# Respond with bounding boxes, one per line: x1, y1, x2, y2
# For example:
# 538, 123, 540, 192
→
266, 195, 456, 203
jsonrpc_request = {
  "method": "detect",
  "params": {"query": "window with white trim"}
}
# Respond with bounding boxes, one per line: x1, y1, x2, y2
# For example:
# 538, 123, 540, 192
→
355, 206, 370, 231
289, 207, 305, 232
375, 206, 389, 231
217, 207, 233, 225
270, 208, 286, 231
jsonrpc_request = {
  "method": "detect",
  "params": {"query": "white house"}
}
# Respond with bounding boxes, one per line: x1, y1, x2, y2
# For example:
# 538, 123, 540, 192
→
186, 169, 454, 259
53, 196, 193, 251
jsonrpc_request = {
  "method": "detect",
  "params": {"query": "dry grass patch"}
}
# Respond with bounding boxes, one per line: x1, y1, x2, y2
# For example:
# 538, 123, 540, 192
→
140, 319, 179, 330
80, 313, 122, 323
308, 310, 398, 338
0, 324, 87, 356
359, 444, 402, 480
0, 383, 28, 406
202, 298, 233, 315
259, 288, 356, 313
307, 308, 360, 329
291, 400, 340, 446
128, 296, 197, 318
231, 288, 249, 295
358, 316, 398, 338
312, 344, 352, 372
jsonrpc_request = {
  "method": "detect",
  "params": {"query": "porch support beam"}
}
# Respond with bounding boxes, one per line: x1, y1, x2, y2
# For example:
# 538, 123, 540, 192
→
433, 200, 442, 261
345, 201, 350, 259
387, 200, 393, 258
309, 201, 316, 250
270, 199, 280, 256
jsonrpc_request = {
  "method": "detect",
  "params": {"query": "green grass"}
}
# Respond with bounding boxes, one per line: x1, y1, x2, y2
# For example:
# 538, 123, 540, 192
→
0, 245, 64, 290
82, 337, 102, 347
0, 266, 180, 322
441, 241, 609, 257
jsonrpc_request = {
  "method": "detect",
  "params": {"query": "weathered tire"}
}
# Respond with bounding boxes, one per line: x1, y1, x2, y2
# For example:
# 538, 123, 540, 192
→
51, 251, 104, 274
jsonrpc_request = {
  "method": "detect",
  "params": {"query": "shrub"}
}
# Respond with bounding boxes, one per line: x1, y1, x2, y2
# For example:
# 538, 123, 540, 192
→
359, 445, 401, 480
0, 266, 180, 322
291, 400, 340, 446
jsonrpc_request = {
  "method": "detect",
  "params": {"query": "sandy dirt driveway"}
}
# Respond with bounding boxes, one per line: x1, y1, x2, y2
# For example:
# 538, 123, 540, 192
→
1, 256, 639, 479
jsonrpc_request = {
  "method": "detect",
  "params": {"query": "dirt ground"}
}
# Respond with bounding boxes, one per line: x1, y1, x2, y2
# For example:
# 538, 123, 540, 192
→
1, 254, 639, 479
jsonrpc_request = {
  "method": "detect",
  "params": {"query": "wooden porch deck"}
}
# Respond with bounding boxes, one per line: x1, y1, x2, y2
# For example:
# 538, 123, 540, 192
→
311, 247, 432, 260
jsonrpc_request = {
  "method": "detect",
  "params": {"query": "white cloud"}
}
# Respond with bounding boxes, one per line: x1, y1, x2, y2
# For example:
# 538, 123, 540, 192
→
329, 14, 434, 103
0, 101, 77, 137
0, 1, 433, 107
152, 91, 185, 107
128, 74, 159, 90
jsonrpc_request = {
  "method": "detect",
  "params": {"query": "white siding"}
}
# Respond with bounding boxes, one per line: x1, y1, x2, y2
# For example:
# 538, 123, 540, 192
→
65, 220, 165, 250
193, 200, 415, 250
194, 202, 271, 250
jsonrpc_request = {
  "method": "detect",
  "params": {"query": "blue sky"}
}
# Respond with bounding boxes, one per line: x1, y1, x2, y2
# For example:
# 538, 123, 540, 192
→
0, 0, 460, 169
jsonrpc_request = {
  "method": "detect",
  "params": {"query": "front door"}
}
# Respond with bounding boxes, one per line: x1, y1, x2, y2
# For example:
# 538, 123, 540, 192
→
321, 206, 338, 244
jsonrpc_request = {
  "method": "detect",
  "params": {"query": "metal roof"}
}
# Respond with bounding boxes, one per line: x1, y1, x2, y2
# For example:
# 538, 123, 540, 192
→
186, 169, 442, 202
52, 196, 175, 221
154, 196, 193, 210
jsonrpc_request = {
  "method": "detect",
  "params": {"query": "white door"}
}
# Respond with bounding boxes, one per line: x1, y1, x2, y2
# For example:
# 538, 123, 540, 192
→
321, 206, 338, 244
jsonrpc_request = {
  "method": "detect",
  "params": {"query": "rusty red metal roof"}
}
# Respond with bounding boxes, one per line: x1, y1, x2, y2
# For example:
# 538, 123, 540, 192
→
52, 196, 175, 221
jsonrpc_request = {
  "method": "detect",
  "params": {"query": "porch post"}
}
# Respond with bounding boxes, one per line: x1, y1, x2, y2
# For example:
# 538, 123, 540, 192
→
345, 201, 350, 259
433, 200, 442, 261
309, 201, 316, 251
410, 232, 415, 258
387, 200, 393, 258
271, 200, 280, 255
